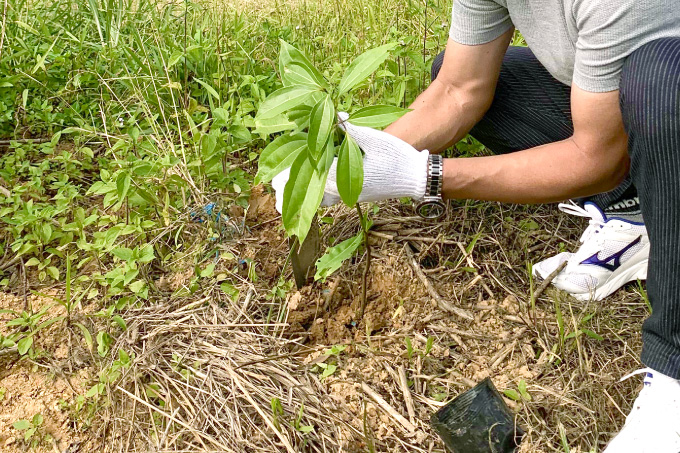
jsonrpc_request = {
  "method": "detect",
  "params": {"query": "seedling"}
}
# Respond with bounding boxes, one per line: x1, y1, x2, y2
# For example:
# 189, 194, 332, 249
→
13, 414, 47, 447
254, 40, 410, 286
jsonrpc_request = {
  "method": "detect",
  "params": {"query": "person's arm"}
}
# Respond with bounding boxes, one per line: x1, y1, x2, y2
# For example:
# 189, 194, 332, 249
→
441, 85, 630, 203
386, 31, 514, 153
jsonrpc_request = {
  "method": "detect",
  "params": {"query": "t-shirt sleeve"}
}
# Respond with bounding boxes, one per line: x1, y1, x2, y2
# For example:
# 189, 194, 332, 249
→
449, 0, 514, 46
572, 1, 676, 92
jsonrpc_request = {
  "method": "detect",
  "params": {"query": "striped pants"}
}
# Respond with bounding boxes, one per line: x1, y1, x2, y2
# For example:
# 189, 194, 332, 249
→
432, 38, 680, 378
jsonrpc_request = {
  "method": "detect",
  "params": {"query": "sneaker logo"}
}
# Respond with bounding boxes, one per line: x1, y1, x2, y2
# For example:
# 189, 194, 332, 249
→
580, 236, 642, 271
606, 197, 641, 213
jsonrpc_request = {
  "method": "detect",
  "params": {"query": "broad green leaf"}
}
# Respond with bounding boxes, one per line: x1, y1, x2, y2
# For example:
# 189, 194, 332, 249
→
12, 419, 31, 431
255, 133, 308, 185
287, 105, 312, 129
256, 86, 318, 120
254, 115, 296, 135
279, 40, 328, 89
338, 43, 398, 95
17, 336, 33, 355
348, 105, 411, 128
282, 153, 327, 243
307, 95, 334, 161
319, 138, 337, 174
112, 247, 133, 261
283, 63, 322, 88
315, 232, 363, 281
336, 136, 363, 206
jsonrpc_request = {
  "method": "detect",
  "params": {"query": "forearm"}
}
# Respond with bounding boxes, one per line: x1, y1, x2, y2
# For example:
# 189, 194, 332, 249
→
384, 79, 487, 153
442, 137, 630, 203
385, 33, 512, 153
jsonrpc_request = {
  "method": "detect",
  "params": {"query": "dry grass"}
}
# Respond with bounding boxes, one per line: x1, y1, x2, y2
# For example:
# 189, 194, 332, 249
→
94, 197, 648, 452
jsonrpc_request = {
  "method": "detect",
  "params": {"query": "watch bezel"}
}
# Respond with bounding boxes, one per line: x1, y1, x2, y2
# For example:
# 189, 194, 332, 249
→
416, 198, 446, 220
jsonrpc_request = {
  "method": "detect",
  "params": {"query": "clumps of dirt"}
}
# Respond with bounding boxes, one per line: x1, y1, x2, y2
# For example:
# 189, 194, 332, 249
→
286, 255, 429, 345
246, 184, 279, 223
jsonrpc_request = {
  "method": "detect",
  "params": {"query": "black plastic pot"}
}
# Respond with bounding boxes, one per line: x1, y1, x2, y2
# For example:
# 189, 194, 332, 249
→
430, 378, 525, 453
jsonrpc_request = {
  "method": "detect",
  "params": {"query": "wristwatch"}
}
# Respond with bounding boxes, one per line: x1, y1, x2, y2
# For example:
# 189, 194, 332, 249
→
416, 154, 446, 219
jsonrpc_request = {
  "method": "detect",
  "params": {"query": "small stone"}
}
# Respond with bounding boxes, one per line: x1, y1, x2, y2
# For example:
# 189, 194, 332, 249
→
5, 436, 16, 447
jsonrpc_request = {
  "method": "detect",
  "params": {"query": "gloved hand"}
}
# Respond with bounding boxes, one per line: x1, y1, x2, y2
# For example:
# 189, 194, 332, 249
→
272, 112, 429, 213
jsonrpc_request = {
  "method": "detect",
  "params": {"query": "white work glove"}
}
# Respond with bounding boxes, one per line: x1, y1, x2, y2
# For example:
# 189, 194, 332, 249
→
272, 112, 429, 213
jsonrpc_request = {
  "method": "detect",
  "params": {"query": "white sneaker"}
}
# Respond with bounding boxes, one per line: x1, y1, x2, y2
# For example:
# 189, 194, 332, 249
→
532, 202, 649, 301
604, 368, 680, 453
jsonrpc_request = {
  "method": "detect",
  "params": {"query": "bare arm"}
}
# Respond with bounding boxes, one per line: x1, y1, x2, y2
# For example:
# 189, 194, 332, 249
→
385, 31, 514, 152
441, 86, 630, 203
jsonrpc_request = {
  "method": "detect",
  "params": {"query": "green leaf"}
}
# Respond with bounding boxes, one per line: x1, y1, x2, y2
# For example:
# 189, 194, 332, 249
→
46, 266, 59, 280
518, 380, 532, 401
85, 385, 100, 398
581, 329, 604, 341
319, 137, 337, 174
24, 427, 36, 442
200, 264, 215, 278
112, 247, 133, 261
287, 105, 313, 128
283, 63, 323, 88
336, 136, 363, 206
320, 363, 337, 379
194, 78, 220, 101
255, 133, 308, 185
116, 172, 131, 200
348, 105, 411, 128
282, 153, 327, 243
315, 232, 363, 281
17, 337, 33, 355
75, 323, 94, 352
128, 280, 145, 294
32, 414, 43, 426
12, 419, 31, 431
307, 95, 334, 161
254, 115, 296, 136
338, 43, 398, 95
279, 40, 327, 89
256, 86, 318, 120
503, 389, 521, 401
97, 331, 111, 357
112, 315, 127, 331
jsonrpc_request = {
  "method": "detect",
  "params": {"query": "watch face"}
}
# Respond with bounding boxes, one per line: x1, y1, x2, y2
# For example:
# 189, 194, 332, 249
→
416, 201, 446, 219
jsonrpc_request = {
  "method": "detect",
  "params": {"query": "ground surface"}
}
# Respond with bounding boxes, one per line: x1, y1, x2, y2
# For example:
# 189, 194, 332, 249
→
0, 195, 648, 452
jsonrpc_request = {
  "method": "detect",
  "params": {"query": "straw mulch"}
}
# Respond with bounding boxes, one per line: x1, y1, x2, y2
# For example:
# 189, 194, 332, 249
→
99, 191, 648, 452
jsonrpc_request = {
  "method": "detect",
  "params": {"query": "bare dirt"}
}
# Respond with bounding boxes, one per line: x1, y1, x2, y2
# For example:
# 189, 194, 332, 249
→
0, 293, 91, 453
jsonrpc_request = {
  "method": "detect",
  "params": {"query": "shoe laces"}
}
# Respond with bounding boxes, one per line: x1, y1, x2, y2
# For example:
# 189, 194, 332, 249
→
558, 201, 606, 244
558, 201, 639, 247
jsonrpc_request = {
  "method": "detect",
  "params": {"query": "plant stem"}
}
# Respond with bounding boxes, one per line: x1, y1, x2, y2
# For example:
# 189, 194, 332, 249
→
356, 204, 371, 320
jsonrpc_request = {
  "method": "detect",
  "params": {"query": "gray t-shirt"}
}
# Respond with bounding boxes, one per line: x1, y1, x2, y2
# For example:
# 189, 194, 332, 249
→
450, 0, 680, 92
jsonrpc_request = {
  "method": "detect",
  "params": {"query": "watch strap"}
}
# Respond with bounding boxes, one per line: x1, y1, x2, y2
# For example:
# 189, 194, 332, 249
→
425, 154, 443, 200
